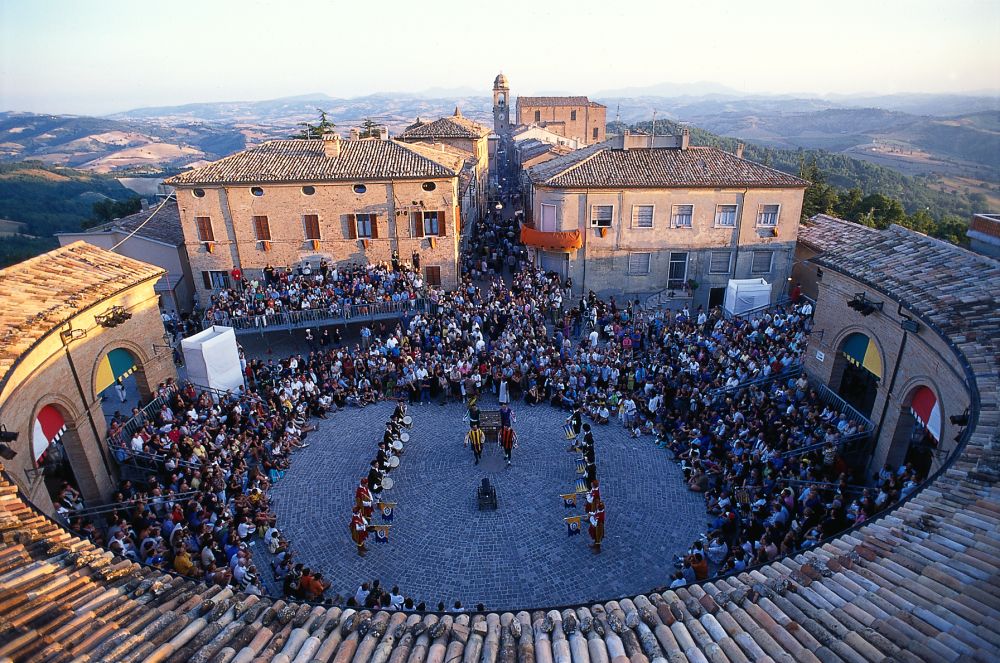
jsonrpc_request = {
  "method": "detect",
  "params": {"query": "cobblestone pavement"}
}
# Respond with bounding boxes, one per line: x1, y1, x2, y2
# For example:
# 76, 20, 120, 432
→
265, 395, 705, 610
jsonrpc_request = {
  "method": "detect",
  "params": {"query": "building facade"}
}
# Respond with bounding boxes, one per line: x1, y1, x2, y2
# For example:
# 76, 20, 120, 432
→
0, 243, 174, 513
516, 96, 606, 146
56, 199, 196, 313
525, 133, 807, 307
967, 213, 1000, 258
795, 215, 997, 478
165, 134, 466, 299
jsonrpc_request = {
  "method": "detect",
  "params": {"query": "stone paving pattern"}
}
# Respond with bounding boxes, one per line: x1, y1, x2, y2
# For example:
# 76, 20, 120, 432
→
267, 394, 704, 610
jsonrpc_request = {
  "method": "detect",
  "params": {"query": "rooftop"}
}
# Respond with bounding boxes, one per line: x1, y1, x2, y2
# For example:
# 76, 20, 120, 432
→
0, 242, 164, 390
518, 96, 605, 108
399, 111, 490, 140
798, 213, 883, 252
69, 199, 183, 246
164, 138, 461, 186
528, 141, 809, 189
970, 213, 1000, 239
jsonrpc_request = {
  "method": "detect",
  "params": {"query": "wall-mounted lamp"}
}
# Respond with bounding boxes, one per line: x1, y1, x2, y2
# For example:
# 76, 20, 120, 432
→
949, 409, 970, 427
0, 425, 17, 460
847, 293, 883, 316
95, 305, 132, 328
152, 332, 174, 355
60, 328, 88, 343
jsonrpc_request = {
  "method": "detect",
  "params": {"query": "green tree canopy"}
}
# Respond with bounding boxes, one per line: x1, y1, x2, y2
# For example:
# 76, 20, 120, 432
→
292, 109, 336, 139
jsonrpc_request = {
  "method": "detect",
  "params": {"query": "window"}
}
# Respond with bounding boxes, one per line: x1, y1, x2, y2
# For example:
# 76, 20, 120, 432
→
590, 205, 613, 228
671, 204, 693, 228
355, 213, 378, 239
352, 184, 366, 194
757, 204, 780, 226
668, 252, 688, 286
201, 270, 231, 290
302, 185, 316, 196
592, 127, 598, 139
709, 251, 732, 274
632, 205, 654, 228
534, 110, 541, 122
715, 204, 738, 227
751, 250, 774, 274
192, 188, 205, 198
303, 214, 321, 241
250, 186, 264, 197
423, 211, 440, 236
628, 252, 651, 274
195, 216, 214, 242
424, 265, 442, 286
540, 203, 557, 232
422, 182, 436, 192
570, 110, 577, 121
252, 215, 271, 241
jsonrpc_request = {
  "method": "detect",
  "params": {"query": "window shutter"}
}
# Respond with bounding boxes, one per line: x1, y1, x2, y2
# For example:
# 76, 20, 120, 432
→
371, 215, 379, 239
347, 214, 357, 239
413, 212, 424, 237
202, 271, 212, 289
439, 211, 447, 237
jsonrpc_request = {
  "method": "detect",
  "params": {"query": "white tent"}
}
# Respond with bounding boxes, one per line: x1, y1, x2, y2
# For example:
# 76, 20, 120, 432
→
724, 278, 772, 316
181, 326, 244, 394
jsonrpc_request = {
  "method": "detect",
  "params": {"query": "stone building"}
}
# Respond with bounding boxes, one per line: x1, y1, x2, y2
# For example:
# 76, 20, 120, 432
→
525, 132, 808, 307
165, 134, 468, 298
55, 199, 196, 313
516, 95, 606, 146
399, 109, 491, 222
0, 242, 174, 513
967, 213, 1000, 258
796, 213, 999, 477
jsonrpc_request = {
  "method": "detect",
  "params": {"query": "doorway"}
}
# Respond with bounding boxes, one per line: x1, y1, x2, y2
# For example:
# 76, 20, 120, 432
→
837, 363, 879, 419
708, 286, 725, 310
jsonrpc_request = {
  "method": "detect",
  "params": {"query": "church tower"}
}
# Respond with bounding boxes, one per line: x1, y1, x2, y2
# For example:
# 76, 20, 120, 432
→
493, 72, 510, 135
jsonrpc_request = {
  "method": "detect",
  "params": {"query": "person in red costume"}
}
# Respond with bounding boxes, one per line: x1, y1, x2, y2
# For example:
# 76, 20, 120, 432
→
355, 478, 373, 519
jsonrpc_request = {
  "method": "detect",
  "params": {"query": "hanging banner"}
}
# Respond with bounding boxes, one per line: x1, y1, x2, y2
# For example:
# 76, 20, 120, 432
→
565, 515, 582, 536
910, 386, 942, 441
561, 493, 577, 508
376, 502, 396, 522
95, 348, 138, 394
32, 405, 66, 461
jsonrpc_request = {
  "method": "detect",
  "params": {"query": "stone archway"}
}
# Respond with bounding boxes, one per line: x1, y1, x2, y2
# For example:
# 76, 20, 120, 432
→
91, 340, 157, 403
28, 398, 109, 511
885, 383, 943, 477
832, 331, 884, 418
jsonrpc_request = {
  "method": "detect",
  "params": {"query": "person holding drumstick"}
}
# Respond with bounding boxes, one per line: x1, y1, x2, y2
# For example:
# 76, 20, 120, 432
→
465, 422, 485, 465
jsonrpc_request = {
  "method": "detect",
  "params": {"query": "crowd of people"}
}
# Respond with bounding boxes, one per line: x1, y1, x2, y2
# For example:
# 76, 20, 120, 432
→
56, 187, 919, 609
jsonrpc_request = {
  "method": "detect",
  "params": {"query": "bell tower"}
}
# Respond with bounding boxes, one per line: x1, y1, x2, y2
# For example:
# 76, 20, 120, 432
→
493, 72, 510, 135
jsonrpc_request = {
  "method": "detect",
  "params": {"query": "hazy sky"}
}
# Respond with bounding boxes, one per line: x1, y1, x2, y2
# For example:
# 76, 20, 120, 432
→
2, 0, 997, 115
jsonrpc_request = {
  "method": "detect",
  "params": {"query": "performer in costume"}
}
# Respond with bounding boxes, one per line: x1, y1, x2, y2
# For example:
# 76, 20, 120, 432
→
499, 425, 517, 466
375, 441, 391, 473
367, 460, 384, 499
585, 479, 601, 513
464, 403, 481, 430
382, 423, 396, 447
499, 402, 516, 428
465, 423, 485, 465
588, 501, 605, 550
355, 478, 374, 518
566, 405, 584, 450
392, 400, 407, 422
350, 507, 369, 554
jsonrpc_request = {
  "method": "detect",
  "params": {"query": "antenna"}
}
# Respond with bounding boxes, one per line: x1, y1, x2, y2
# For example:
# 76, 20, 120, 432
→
652, 110, 656, 141
616, 103, 620, 126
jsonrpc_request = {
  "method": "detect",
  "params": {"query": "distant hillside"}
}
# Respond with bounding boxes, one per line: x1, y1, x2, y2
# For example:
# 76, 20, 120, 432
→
0, 112, 246, 173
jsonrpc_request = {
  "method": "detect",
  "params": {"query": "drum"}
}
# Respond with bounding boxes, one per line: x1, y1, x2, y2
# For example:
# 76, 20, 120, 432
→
399, 432, 410, 443
389, 456, 400, 468
402, 416, 413, 428
382, 476, 394, 490
392, 440, 403, 452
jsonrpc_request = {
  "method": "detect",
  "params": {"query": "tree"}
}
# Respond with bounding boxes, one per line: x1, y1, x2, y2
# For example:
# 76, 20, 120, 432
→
799, 159, 840, 220
292, 109, 336, 139
359, 118, 381, 139
857, 193, 907, 229
86, 196, 141, 227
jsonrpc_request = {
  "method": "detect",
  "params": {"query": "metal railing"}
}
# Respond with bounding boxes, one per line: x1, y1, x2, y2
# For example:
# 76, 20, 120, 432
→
709, 362, 803, 397
779, 381, 876, 459
203, 299, 429, 334
723, 294, 816, 321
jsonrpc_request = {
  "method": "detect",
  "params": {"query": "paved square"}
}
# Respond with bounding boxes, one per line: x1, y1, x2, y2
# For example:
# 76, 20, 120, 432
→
267, 396, 704, 609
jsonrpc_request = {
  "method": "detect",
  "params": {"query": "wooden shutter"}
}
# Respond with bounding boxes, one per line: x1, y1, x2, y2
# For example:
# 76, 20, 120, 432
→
304, 214, 320, 240
202, 271, 212, 289
370, 214, 379, 239
439, 211, 447, 237
196, 216, 214, 242
413, 211, 424, 238
347, 214, 357, 239
253, 215, 270, 241
425, 266, 441, 286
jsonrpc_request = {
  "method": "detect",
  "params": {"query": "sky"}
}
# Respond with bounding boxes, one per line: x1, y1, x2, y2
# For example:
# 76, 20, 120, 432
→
1, 0, 998, 116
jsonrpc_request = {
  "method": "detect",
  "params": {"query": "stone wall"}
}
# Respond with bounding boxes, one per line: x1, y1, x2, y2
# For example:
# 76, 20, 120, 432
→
517, 104, 606, 146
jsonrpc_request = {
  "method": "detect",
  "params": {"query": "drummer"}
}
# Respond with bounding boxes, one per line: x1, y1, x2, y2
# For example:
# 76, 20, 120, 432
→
383, 423, 396, 447
392, 399, 408, 422
376, 441, 392, 473
367, 460, 384, 499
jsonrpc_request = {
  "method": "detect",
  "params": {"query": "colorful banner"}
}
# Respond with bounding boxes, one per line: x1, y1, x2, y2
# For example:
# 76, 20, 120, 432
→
377, 502, 395, 522
575, 458, 587, 475
561, 493, 577, 508
841, 333, 882, 379
32, 404, 66, 461
575, 478, 588, 494
565, 515, 582, 536
563, 424, 577, 440
95, 348, 138, 394
910, 386, 942, 441
372, 525, 390, 543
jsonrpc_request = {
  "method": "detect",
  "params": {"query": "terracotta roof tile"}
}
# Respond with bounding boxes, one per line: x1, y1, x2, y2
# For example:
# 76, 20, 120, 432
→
528, 144, 808, 189
798, 214, 883, 251
84, 199, 183, 246
399, 115, 490, 139
164, 138, 460, 186
518, 96, 605, 108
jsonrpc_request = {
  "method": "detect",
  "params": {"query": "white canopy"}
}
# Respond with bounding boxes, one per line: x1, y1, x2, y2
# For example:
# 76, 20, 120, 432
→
181, 326, 244, 394
724, 278, 772, 316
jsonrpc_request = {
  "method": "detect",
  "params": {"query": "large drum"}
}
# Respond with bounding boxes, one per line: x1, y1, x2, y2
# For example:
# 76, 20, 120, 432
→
382, 476, 394, 490
399, 432, 410, 443
402, 415, 413, 428
389, 456, 400, 468
392, 439, 404, 453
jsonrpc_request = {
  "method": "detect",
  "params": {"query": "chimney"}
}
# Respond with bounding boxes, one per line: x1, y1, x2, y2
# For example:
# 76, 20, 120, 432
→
379, 127, 389, 140
349, 128, 360, 140
323, 132, 341, 158
680, 128, 690, 150
736, 142, 745, 159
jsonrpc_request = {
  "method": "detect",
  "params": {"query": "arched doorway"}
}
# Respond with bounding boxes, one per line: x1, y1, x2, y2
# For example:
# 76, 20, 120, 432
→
899, 385, 941, 477
95, 347, 141, 414
32, 403, 86, 515
837, 332, 882, 418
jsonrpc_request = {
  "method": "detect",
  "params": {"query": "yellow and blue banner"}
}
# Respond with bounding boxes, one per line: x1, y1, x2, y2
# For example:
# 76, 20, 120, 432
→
373, 525, 390, 543
565, 515, 582, 536
575, 478, 587, 493
564, 424, 577, 440
575, 458, 587, 475
561, 493, 577, 508
377, 502, 395, 522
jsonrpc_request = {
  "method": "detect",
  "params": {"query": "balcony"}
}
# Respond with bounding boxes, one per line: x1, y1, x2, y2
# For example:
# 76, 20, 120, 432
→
520, 225, 582, 251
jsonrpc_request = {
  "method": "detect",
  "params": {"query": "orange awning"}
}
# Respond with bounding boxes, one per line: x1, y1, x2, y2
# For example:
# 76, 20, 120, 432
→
520, 225, 582, 251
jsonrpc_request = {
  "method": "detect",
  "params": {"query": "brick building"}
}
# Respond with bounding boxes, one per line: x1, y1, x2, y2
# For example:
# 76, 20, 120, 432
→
796, 214, 999, 477
516, 95, 606, 146
525, 132, 808, 307
0, 243, 174, 513
967, 212, 1000, 258
165, 134, 468, 298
